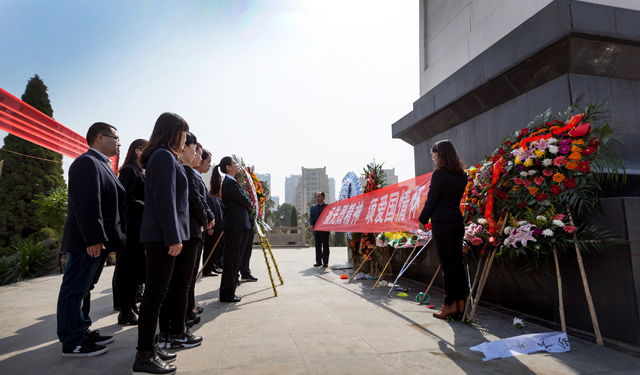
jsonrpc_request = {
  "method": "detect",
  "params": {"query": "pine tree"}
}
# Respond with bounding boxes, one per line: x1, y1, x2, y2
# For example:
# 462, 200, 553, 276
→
0, 75, 65, 250
290, 206, 299, 233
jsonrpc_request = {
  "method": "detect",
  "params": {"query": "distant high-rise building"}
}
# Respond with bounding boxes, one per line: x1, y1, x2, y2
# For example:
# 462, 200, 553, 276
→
285, 175, 301, 205
272, 196, 280, 210
255, 173, 272, 192
293, 167, 330, 215
383, 168, 399, 185
329, 178, 335, 204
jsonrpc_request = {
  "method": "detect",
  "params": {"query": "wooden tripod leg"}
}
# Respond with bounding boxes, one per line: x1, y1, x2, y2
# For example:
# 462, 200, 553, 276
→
264, 237, 284, 284
371, 247, 397, 293
553, 248, 566, 333
196, 231, 224, 281
349, 246, 377, 282
462, 253, 485, 322
419, 265, 441, 304
469, 247, 497, 320
259, 236, 278, 297
567, 206, 603, 345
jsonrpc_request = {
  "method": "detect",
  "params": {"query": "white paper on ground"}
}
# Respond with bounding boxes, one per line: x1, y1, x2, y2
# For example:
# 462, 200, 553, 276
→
354, 273, 369, 280
470, 332, 570, 361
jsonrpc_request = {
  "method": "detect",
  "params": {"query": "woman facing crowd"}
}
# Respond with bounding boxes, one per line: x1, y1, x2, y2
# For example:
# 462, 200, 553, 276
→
418, 140, 468, 320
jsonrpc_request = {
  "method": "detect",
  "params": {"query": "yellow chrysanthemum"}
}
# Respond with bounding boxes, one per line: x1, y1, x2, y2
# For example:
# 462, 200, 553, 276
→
523, 158, 534, 167
534, 149, 545, 158
514, 157, 522, 164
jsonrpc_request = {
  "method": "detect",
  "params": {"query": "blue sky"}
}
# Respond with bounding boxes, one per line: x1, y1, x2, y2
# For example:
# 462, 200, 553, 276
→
0, 0, 418, 201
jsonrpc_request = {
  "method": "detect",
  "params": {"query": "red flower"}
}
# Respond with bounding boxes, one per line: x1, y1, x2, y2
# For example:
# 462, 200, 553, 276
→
504, 141, 513, 147
563, 177, 577, 189
582, 147, 596, 156
563, 225, 577, 234
535, 192, 548, 202
550, 185, 562, 195
577, 161, 590, 173
491, 154, 501, 163
517, 128, 529, 139
518, 202, 526, 209
498, 147, 505, 155
474, 163, 482, 169
523, 180, 533, 187
588, 137, 601, 147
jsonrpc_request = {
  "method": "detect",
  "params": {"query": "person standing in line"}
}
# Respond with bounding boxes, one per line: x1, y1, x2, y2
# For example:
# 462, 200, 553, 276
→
238, 224, 258, 283
183, 143, 215, 326
210, 157, 252, 303
57, 122, 125, 357
309, 191, 330, 267
203, 158, 225, 277
133, 113, 192, 375
418, 140, 468, 320
115, 139, 148, 326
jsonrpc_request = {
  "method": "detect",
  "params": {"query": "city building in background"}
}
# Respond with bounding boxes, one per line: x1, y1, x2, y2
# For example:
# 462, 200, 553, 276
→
383, 168, 398, 185
329, 177, 335, 203
293, 167, 330, 215
390, 0, 640, 348
285, 174, 301, 205
272, 196, 280, 210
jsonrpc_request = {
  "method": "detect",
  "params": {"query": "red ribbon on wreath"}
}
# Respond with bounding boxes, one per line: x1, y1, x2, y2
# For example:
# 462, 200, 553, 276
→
485, 156, 504, 234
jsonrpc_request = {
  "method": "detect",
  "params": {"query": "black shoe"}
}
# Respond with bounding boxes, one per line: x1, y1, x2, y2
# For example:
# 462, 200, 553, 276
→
220, 295, 241, 303
86, 330, 113, 345
313, 263, 322, 267
202, 271, 218, 277
62, 340, 108, 357
132, 304, 140, 315
157, 348, 177, 363
167, 330, 203, 349
193, 316, 201, 325
236, 281, 241, 287
194, 306, 204, 314
132, 345, 176, 374
323, 264, 329, 268
118, 310, 139, 325
185, 319, 194, 329
213, 267, 223, 274
113, 305, 121, 311
241, 275, 258, 282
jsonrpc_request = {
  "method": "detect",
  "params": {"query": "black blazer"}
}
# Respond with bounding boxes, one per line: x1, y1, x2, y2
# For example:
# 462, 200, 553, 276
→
118, 164, 145, 246
418, 169, 468, 224
183, 165, 214, 240
221, 175, 252, 231
62, 149, 126, 254
140, 148, 190, 246
206, 195, 225, 233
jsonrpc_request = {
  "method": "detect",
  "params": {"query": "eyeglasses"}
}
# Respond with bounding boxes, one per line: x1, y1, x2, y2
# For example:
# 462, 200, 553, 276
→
101, 134, 119, 142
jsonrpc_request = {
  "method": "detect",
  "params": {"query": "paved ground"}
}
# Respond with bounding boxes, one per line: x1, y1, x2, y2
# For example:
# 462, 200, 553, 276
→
1, 246, 639, 374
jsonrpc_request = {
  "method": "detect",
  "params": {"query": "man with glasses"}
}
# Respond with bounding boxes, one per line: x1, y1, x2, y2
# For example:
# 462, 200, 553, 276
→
57, 122, 127, 357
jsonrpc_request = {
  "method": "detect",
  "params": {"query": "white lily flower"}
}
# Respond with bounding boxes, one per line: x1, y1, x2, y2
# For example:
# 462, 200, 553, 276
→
552, 220, 565, 227
542, 229, 554, 237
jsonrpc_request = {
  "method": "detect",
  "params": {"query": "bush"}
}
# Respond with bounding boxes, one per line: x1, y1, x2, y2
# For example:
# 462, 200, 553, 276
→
0, 257, 16, 286
27, 227, 58, 246
13, 238, 54, 280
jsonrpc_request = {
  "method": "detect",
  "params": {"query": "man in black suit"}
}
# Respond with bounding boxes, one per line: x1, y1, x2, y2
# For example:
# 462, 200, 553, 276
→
57, 123, 126, 357
219, 163, 252, 302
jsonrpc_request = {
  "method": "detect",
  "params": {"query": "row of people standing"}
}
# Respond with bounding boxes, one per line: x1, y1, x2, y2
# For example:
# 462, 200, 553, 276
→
56, 113, 258, 375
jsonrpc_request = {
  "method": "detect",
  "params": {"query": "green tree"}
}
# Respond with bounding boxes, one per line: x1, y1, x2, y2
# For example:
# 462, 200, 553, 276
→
0, 75, 65, 249
273, 203, 294, 228
290, 206, 299, 233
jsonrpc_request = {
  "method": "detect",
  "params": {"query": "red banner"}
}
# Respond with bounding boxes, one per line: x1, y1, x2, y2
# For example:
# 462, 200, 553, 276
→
313, 173, 432, 233
0, 87, 118, 172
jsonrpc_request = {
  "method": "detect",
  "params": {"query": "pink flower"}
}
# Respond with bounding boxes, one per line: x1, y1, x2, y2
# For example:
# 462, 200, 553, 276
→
553, 156, 567, 166
534, 176, 544, 185
553, 214, 565, 220
523, 180, 533, 187
471, 237, 483, 246
563, 225, 576, 234
543, 169, 554, 177
514, 177, 524, 185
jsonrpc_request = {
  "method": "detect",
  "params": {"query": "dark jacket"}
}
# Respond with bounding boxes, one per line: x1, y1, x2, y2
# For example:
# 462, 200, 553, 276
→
62, 149, 127, 254
206, 195, 225, 233
418, 169, 468, 224
183, 165, 214, 240
118, 164, 145, 246
140, 148, 190, 246
309, 203, 327, 229
221, 175, 252, 231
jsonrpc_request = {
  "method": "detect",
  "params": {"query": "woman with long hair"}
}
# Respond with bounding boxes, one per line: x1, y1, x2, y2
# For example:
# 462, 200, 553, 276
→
115, 139, 148, 326
133, 113, 191, 375
418, 140, 468, 320
158, 134, 213, 346
210, 157, 252, 303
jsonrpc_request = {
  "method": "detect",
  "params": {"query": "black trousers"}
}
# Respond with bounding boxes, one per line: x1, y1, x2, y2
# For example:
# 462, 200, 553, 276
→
313, 231, 330, 265
114, 241, 146, 314
239, 230, 254, 278
186, 237, 204, 320
137, 239, 198, 351
432, 221, 466, 306
202, 231, 223, 273
219, 229, 251, 300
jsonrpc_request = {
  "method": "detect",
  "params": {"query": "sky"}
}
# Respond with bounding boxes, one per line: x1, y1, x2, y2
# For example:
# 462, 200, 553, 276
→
0, 0, 419, 202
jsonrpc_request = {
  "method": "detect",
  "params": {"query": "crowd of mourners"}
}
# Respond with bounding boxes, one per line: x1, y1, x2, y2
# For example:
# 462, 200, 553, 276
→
56, 113, 258, 374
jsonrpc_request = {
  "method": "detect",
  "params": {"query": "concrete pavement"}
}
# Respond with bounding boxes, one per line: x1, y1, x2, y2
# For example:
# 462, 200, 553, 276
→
1, 246, 639, 374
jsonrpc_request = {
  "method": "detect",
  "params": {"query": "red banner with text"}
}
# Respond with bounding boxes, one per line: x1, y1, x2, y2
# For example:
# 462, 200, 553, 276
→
313, 173, 432, 233
0, 87, 118, 172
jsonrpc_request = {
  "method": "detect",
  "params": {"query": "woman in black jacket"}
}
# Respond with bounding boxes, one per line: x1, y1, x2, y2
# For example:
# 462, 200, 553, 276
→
115, 139, 147, 325
210, 157, 252, 303
134, 113, 190, 375
418, 140, 468, 319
